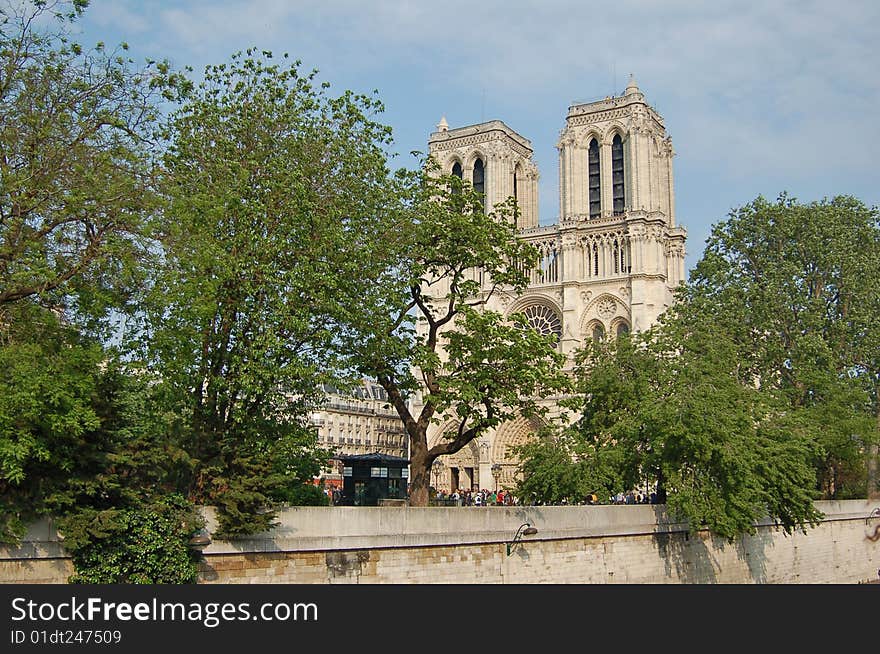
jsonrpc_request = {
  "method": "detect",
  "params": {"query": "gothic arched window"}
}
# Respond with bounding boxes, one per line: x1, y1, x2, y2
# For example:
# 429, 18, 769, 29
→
451, 161, 463, 195
588, 138, 600, 218
616, 322, 630, 338
473, 158, 485, 206
513, 166, 520, 229
613, 240, 620, 274
592, 324, 605, 342
612, 134, 625, 215
522, 305, 562, 342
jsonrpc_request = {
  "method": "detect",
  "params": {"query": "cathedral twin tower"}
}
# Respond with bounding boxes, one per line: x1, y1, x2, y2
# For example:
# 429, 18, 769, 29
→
424, 77, 687, 491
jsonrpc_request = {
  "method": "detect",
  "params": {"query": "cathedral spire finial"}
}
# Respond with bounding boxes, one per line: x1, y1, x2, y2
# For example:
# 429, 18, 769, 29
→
625, 74, 640, 96
437, 115, 449, 132
623, 73, 644, 98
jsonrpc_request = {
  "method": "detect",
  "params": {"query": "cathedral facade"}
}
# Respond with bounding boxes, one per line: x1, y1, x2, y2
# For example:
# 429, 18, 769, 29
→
422, 78, 687, 493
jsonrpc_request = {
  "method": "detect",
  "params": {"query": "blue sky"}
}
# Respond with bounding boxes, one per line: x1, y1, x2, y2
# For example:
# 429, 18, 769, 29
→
67, 0, 880, 274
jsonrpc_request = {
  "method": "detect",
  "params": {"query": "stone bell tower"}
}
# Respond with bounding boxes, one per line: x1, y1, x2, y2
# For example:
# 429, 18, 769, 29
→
555, 75, 686, 331
420, 79, 688, 492
428, 117, 540, 229
558, 75, 678, 224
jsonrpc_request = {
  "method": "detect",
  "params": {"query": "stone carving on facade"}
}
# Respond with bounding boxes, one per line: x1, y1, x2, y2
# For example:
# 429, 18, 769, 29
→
524, 162, 539, 180
647, 225, 666, 240
432, 131, 532, 159
568, 108, 628, 127
630, 106, 648, 133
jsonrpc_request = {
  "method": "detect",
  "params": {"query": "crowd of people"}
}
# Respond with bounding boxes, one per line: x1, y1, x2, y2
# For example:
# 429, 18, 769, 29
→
322, 483, 661, 506
433, 488, 518, 506
609, 490, 658, 505
431, 488, 660, 506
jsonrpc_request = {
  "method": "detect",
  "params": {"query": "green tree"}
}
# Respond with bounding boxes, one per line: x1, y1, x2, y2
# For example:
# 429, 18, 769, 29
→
0, 1, 192, 553
345, 169, 571, 506
0, 301, 195, 545
689, 194, 880, 498
59, 494, 204, 584
518, 192, 880, 539
0, 303, 102, 541
0, 0, 183, 328
142, 50, 393, 536
521, 325, 823, 541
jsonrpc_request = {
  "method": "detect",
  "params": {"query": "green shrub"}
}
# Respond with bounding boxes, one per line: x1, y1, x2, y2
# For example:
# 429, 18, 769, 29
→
59, 495, 204, 584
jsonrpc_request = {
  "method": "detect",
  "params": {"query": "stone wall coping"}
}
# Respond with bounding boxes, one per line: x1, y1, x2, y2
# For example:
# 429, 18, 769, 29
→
2, 500, 875, 560
198, 499, 876, 556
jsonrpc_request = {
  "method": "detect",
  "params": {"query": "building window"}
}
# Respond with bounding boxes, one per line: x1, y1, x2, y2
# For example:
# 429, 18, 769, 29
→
588, 138, 600, 218
592, 324, 605, 342
612, 134, 625, 215
540, 245, 559, 283
451, 161, 463, 196
522, 304, 562, 342
473, 158, 485, 208
616, 322, 630, 338
513, 167, 519, 229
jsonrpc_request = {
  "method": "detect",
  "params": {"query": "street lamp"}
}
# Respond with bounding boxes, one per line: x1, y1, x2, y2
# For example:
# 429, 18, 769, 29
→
187, 530, 212, 563
491, 463, 502, 493
506, 522, 538, 556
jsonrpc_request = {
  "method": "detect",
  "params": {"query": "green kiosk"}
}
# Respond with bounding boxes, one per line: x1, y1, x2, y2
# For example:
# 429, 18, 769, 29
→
337, 452, 410, 506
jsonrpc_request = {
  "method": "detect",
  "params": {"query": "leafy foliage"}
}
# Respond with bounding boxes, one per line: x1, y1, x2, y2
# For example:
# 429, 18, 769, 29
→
519, 193, 880, 539
0, 0, 185, 332
140, 49, 395, 534
0, 303, 103, 541
520, 326, 824, 540
688, 194, 880, 498
0, 301, 194, 544
1, 7, 340, 576
59, 494, 203, 584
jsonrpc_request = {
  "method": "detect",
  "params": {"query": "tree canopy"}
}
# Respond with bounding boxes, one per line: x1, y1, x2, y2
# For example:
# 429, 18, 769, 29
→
344, 169, 571, 506
517, 193, 880, 539
0, 0, 185, 328
0, 0, 188, 545
0, 4, 368, 555
132, 49, 398, 536
689, 194, 880, 499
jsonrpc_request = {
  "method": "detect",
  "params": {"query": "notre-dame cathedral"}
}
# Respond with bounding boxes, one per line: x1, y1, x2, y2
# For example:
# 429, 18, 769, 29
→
422, 77, 687, 493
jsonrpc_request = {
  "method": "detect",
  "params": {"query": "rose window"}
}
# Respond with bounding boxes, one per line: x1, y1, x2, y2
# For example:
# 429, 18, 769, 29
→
523, 305, 562, 341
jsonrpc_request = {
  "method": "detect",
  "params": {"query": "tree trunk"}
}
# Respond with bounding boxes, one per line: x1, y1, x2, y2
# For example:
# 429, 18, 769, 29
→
656, 468, 667, 504
408, 442, 432, 507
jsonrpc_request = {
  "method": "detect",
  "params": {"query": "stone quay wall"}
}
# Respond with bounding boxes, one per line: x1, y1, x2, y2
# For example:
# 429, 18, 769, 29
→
2, 500, 878, 584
